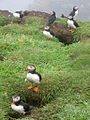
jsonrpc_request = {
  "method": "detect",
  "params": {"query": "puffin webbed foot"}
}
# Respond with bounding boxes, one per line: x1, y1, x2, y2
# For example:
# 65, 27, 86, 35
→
48, 37, 51, 39
34, 86, 39, 92
28, 83, 33, 89
68, 29, 75, 33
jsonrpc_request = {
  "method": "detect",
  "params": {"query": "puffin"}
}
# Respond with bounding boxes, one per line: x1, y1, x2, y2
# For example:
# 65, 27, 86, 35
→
47, 11, 56, 26
67, 16, 79, 32
13, 11, 24, 18
43, 26, 55, 39
61, 6, 79, 19
11, 95, 34, 115
68, 6, 79, 18
25, 64, 42, 92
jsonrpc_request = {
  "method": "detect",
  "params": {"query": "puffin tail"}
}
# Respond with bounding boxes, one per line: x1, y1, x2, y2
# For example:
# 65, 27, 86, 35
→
29, 106, 35, 110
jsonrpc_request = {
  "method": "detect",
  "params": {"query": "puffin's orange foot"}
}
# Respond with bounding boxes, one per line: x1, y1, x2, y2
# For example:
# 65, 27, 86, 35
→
34, 87, 39, 92
28, 85, 33, 89
68, 29, 75, 33
48, 37, 51, 39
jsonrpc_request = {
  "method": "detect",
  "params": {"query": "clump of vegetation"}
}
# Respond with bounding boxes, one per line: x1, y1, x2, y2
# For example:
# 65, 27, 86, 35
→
0, 16, 90, 120
0, 14, 8, 26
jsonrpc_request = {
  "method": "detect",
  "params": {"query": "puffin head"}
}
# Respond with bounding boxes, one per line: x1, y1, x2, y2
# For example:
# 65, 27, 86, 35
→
73, 6, 79, 11
43, 26, 50, 31
12, 95, 20, 104
50, 11, 56, 15
25, 64, 36, 72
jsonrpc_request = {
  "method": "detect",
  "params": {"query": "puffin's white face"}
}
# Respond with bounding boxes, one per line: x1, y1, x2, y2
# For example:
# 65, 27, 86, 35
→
73, 6, 79, 11
25, 64, 36, 72
44, 26, 50, 30
50, 11, 54, 15
12, 95, 20, 103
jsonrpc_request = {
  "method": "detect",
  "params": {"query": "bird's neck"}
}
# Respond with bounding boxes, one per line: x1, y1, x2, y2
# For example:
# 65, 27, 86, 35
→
15, 101, 21, 106
28, 70, 36, 74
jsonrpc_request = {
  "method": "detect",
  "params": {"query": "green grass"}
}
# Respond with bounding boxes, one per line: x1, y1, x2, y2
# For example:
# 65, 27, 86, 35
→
0, 17, 90, 120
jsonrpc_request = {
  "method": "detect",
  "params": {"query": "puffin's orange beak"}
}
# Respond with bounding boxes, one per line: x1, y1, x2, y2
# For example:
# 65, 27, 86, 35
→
12, 99, 15, 104
25, 68, 28, 71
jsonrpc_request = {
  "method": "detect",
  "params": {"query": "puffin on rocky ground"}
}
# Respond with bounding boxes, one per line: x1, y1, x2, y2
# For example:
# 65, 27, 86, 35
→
67, 16, 79, 32
11, 95, 34, 115
25, 64, 42, 92
13, 11, 24, 18
43, 26, 55, 39
47, 11, 56, 26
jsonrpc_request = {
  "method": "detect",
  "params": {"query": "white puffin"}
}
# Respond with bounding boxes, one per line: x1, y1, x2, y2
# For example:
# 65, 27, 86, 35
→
13, 11, 24, 18
11, 95, 34, 115
67, 16, 79, 32
43, 26, 55, 39
25, 64, 42, 92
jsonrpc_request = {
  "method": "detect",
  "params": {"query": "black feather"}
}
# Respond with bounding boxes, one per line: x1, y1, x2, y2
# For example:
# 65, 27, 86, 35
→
73, 20, 79, 27
69, 10, 75, 17
47, 14, 56, 26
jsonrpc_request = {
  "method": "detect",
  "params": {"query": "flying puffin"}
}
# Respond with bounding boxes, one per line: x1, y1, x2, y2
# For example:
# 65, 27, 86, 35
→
25, 64, 42, 92
13, 11, 24, 18
47, 11, 56, 26
43, 26, 55, 39
11, 95, 34, 115
61, 6, 79, 19
67, 16, 79, 32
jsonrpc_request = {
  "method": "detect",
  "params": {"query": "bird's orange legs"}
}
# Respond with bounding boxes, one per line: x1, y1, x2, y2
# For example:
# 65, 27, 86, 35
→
68, 29, 75, 33
28, 83, 33, 89
48, 37, 51, 39
34, 85, 39, 92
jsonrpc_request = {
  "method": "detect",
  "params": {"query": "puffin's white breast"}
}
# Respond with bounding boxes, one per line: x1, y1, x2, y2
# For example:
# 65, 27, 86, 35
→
67, 20, 76, 29
11, 104, 25, 114
27, 73, 40, 84
74, 10, 78, 17
13, 13, 20, 18
43, 31, 53, 38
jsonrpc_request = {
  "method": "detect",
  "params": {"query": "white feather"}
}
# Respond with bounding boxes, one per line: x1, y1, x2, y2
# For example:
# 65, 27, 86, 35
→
74, 10, 78, 17
13, 13, 20, 18
43, 31, 54, 38
27, 73, 40, 84
11, 104, 25, 115
67, 19, 76, 29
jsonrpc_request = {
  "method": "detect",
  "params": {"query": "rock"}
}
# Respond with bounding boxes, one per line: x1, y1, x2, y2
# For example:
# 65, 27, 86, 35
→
50, 22, 74, 44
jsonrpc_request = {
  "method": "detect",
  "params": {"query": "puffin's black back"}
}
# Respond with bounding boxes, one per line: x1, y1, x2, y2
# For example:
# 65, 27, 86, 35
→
47, 14, 56, 26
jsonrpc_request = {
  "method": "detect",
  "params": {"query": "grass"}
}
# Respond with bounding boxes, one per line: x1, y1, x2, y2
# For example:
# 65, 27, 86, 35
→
0, 16, 90, 120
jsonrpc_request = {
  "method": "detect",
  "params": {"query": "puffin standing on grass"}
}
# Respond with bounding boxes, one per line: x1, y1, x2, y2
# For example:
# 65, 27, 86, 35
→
47, 11, 56, 26
13, 11, 24, 18
43, 26, 55, 39
67, 16, 79, 32
11, 95, 34, 115
25, 64, 42, 92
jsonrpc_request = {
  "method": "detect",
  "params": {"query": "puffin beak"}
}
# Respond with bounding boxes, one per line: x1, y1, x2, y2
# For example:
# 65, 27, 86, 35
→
12, 99, 15, 104
25, 68, 28, 71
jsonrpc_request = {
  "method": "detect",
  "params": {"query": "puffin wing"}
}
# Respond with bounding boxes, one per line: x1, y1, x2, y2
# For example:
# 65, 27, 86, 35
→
47, 15, 56, 26
73, 20, 79, 27
69, 11, 75, 17
20, 101, 30, 112
35, 72, 42, 81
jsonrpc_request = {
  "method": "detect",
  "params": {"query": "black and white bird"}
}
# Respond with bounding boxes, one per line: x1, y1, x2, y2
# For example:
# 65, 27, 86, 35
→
13, 11, 24, 18
25, 64, 42, 92
67, 16, 79, 32
61, 6, 79, 19
11, 95, 34, 115
47, 11, 56, 26
69, 6, 79, 18
43, 26, 55, 39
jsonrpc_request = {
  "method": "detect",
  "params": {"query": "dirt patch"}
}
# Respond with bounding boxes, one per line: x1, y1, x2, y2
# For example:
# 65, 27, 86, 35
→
80, 35, 90, 42
0, 10, 13, 18
0, 55, 4, 61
